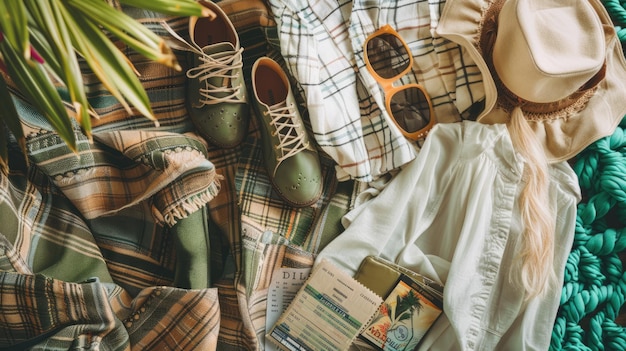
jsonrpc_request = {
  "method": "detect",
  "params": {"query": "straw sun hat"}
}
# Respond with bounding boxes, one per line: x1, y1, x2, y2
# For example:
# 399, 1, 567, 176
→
437, 0, 626, 162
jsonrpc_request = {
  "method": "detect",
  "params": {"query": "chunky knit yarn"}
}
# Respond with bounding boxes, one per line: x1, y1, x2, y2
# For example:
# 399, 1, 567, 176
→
549, 4, 626, 349
550, 116, 626, 349
604, 0, 626, 44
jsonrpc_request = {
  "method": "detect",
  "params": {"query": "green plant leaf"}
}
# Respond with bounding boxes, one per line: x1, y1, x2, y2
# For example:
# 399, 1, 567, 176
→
398, 313, 412, 322
0, 76, 25, 142
67, 0, 180, 70
0, 124, 9, 173
0, 0, 29, 59
0, 75, 27, 170
0, 40, 77, 151
0, 0, 204, 170
119, 0, 205, 17
24, 0, 91, 138
64, 6, 157, 124
26, 27, 62, 77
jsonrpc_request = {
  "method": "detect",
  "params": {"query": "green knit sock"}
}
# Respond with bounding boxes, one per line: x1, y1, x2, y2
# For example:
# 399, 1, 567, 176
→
170, 206, 211, 289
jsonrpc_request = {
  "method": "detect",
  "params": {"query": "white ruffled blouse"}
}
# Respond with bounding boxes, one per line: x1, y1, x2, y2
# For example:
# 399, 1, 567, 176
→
317, 121, 580, 350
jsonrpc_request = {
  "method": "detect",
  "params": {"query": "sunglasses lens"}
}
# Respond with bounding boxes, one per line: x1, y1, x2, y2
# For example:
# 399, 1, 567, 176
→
366, 33, 411, 79
390, 86, 431, 134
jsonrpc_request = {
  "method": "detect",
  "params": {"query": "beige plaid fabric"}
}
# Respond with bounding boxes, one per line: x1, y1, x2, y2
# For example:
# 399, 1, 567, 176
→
5, 0, 578, 350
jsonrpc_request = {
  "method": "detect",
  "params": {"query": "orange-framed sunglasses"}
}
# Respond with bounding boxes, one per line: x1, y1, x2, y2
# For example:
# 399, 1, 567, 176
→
364, 25, 436, 141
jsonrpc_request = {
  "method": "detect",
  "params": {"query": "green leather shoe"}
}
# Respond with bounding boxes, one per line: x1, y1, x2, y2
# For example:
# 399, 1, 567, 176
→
185, 1, 249, 148
251, 57, 323, 207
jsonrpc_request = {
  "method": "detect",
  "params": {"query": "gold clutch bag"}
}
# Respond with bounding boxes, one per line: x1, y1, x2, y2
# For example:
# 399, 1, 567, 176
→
353, 255, 443, 298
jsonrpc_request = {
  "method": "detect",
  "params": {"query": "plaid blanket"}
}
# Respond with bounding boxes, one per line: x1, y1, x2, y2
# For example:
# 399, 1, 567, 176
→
1, 9, 224, 351
0, 1, 354, 350
1, 0, 623, 350
266, 0, 483, 181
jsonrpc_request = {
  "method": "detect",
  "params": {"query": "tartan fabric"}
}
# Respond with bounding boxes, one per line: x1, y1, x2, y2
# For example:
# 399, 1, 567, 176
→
0, 8, 223, 351
266, 0, 485, 181
0, 1, 354, 350
0, 273, 122, 350
207, 3, 361, 349
0, 0, 487, 350
0, 155, 221, 351
14, 14, 220, 228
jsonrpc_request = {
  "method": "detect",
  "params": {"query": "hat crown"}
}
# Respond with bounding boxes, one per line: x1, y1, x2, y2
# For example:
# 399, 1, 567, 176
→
493, 0, 605, 103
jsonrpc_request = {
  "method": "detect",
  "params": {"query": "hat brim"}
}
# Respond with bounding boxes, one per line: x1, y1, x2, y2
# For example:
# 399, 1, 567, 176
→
437, 0, 626, 162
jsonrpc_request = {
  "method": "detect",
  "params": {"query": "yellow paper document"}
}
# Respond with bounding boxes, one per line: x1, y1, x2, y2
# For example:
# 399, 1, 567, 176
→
267, 259, 383, 351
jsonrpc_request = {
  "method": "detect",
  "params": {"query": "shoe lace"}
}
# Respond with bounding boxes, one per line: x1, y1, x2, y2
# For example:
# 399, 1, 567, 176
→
186, 47, 245, 106
160, 21, 245, 106
265, 100, 309, 161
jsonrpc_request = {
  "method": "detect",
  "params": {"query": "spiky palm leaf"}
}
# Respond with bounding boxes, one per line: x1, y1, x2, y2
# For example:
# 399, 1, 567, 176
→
0, 0, 209, 172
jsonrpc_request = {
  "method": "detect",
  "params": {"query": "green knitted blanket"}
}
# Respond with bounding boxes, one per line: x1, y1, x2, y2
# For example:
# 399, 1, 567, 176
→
549, 3, 626, 337
550, 5, 626, 349
551, 116, 626, 350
